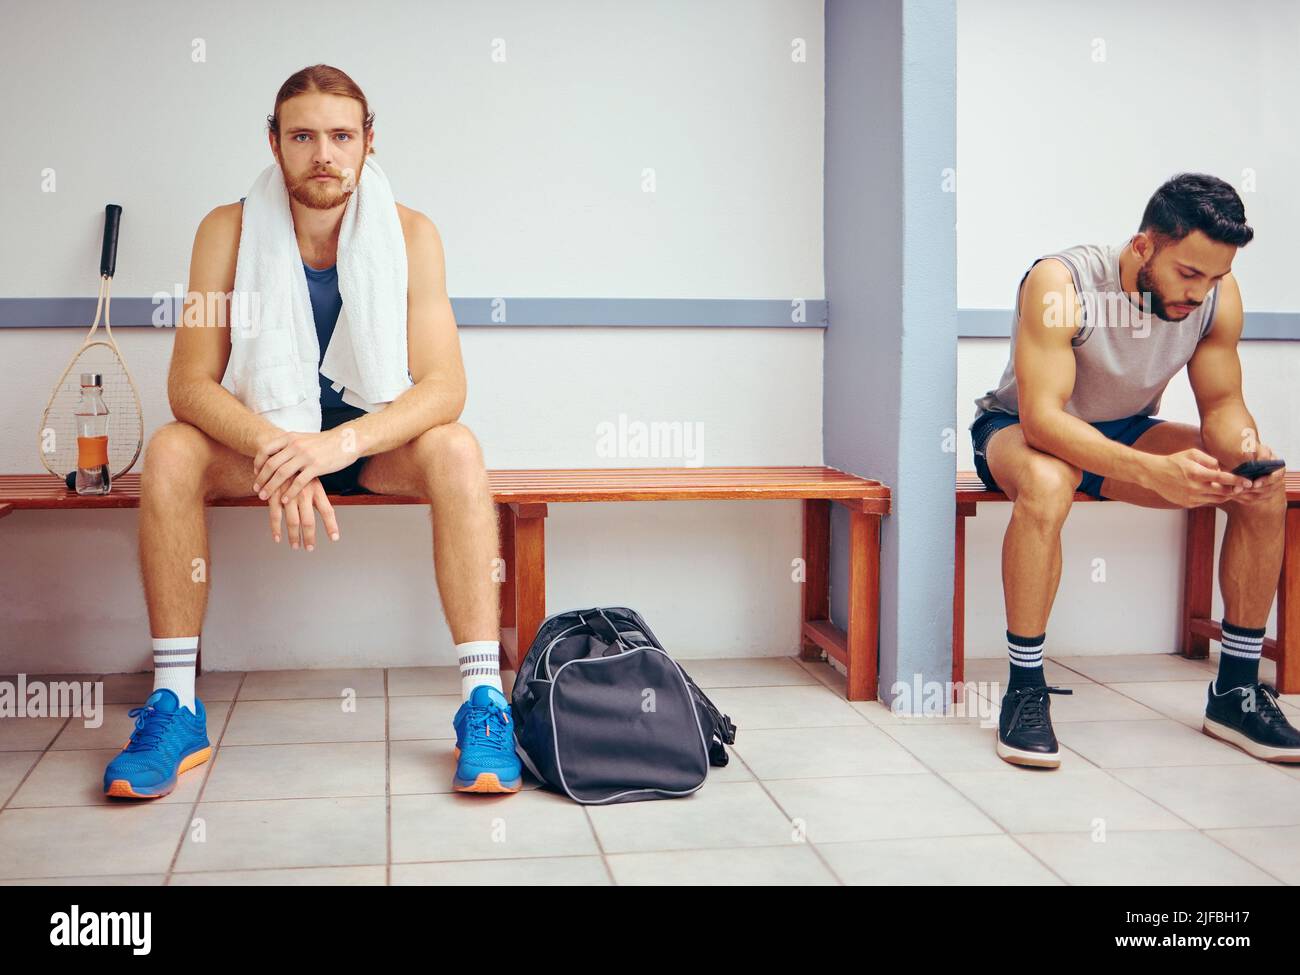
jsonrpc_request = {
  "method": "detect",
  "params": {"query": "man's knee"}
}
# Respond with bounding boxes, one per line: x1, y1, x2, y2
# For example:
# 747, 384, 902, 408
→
412, 422, 485, 486
142, 422, 211, 495
1013, 454, 1080, 524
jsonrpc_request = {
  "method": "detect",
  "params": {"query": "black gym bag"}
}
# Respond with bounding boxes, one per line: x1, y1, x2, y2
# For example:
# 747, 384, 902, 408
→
511, 606, 737, 805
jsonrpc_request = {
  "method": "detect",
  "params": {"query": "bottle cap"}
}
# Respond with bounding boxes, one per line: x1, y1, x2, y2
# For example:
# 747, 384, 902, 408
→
80, 372, 103, 387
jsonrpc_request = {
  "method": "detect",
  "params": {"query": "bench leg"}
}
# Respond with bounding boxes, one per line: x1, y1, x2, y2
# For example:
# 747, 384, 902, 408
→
954, 503, 976, 701
1277, 507, 1300, 693
845, 509, 880, 702
1180, 506, 1216, 660
800, 499, 830, 661
502, 502, 547, 672
497, 504, 515, 670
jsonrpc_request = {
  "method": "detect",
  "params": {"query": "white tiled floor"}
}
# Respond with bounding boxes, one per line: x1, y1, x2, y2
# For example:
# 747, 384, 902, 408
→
1, 652, 1298, 885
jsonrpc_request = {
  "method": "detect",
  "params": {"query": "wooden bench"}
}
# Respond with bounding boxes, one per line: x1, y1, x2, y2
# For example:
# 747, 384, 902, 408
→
0, 467, 891, 701
956, 471, 1300, 693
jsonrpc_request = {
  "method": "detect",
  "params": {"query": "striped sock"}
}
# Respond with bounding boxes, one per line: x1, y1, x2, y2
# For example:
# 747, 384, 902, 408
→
1007, 630, 1047, 690
152, 636, 198, 712
1216, 619, 1265, 691
457, 640, 503, 700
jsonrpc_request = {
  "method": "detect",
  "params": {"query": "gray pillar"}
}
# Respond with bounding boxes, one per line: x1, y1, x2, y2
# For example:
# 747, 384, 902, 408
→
824, 0, 957, 708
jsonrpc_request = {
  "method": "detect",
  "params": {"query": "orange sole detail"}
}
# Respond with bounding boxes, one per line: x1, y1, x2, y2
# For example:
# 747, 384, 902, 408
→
454, 773, 522, 794
451, 747, 521, 793
105, 779, 162, 799
104, 745, 213, 799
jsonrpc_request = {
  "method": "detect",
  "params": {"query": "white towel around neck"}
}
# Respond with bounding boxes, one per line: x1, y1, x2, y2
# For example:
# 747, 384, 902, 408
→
221, 154, 413, 432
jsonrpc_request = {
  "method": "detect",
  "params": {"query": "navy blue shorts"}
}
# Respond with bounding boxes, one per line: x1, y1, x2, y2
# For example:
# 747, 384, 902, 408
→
970, 410, 1165, 501
318, 405, 374, 496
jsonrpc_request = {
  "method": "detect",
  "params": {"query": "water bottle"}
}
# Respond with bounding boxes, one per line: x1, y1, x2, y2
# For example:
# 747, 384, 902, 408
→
74, 372, 111, 495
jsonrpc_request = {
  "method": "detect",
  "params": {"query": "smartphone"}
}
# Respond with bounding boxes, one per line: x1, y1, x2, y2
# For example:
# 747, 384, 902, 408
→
1231, 458, 1286, 481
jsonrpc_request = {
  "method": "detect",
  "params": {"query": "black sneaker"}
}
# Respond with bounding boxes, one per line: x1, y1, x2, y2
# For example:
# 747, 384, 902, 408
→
997, 685, 1073, 768
1203, 681, 1300, 763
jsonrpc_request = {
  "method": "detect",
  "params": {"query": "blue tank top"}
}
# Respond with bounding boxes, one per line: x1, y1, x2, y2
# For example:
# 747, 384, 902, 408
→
303, 260, 345, 408
239, 197, 345, 409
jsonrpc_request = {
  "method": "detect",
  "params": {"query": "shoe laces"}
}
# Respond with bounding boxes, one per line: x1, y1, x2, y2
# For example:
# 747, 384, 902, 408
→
124, 704, 179, 751
1251, 683, 1287, 721
1009, 685, 1072, 729
462, 700, 512, 752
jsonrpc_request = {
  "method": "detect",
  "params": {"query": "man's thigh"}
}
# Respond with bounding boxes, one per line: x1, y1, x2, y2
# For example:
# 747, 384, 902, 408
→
357, 422, 487, 498
983, 422, 1083, 503
356, 436, 429, 497
148, 421, 258, 501
1095, 420, 1202, 509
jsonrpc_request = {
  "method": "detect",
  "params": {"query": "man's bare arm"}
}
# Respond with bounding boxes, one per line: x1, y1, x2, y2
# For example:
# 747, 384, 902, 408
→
168, 203, 282, 458
1187, 273, 1285, 498
337, 209, 467, 458
1188, 274, 1258, 463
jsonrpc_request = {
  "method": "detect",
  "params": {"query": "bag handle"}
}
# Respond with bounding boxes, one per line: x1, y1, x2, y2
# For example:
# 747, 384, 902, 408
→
579, 608, 630, 652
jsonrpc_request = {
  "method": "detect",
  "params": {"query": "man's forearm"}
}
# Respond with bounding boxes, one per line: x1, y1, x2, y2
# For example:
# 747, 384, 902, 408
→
343, 377, 464, 458
1021, 409, 1155, 487
170, 378, 282, 458
1200, 402, 1260, 469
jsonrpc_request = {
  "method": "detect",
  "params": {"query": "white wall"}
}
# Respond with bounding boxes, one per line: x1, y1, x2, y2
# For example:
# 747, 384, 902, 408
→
957, 0, 1299, 655
1, 0, 824, 300
0, 0, 827, 674
957, 0, 1298, 311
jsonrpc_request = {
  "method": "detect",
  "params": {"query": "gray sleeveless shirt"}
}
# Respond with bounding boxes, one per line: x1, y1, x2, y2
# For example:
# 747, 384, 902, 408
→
972, 240, 1219, 424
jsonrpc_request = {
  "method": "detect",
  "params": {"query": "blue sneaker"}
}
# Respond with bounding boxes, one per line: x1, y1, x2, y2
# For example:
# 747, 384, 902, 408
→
103, 689, 212, 799
451, 685, 522, 793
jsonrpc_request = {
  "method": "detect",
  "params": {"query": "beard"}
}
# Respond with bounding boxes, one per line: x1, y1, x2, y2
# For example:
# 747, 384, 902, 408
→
283, 164, 354, 211
1135, 262, 1196, 322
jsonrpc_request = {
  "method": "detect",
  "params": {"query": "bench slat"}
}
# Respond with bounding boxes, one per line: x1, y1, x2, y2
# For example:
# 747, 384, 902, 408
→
0, 467, 890, 511
958, 470, 1300, 503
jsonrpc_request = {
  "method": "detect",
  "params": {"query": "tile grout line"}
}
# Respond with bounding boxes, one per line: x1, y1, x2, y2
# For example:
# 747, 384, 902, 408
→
741, 754, 846, 886
0, 711, 80, 815
0, 675, 109, 808
579, 805, 616, 886
13, 754, 1290, 815
163, 671, 246, 886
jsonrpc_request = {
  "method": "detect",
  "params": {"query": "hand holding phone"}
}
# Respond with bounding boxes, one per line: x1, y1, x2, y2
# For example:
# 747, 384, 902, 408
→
1231, 457, 1286, 482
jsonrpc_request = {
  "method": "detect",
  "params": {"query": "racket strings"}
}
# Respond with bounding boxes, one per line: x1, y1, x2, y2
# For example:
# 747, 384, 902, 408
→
43, 343, 142, 478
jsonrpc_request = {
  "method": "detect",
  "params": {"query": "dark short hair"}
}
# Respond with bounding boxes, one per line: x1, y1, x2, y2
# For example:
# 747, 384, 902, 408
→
1139, 173, 1253, 247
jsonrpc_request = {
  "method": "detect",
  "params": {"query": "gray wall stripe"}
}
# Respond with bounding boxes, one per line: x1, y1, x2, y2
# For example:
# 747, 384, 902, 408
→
0, 297, 827, 329
11, 298, 1293, 337
957, 307, 1300, 340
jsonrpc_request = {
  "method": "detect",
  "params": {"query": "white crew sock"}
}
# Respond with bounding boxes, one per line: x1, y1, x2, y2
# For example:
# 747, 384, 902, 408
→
456, 640, 503, 699
152, 636, 198, 711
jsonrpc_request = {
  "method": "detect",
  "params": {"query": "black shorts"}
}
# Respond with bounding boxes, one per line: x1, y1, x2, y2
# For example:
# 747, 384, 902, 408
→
318, 405, 374, 496
970, 409, 1165, 501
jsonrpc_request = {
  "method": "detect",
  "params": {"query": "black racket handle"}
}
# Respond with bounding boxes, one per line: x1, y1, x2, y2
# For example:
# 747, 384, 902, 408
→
100, 204, 122, 278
